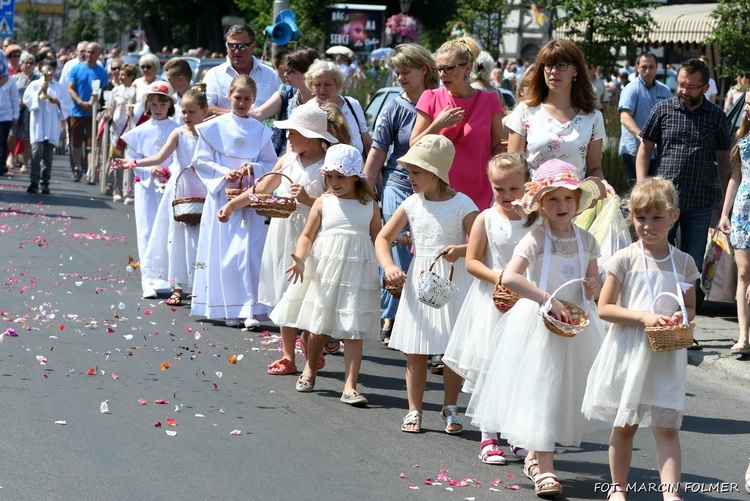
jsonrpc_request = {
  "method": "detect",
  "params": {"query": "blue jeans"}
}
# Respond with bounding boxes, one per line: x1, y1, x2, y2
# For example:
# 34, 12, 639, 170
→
621, 154, 656, 187
380, 184, 413, 319
668, 206, 712, 273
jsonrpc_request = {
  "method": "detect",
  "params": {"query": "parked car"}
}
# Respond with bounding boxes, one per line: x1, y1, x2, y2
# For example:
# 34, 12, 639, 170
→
364, 86, 515, 131
655, 68, 678, 93
192, 58, 225, 86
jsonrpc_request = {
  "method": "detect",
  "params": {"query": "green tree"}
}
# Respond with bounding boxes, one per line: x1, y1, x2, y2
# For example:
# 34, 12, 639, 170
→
18, 5, 53, 43
449, 0, 508, 58
552, 0, 653, 75
708, 0, 750, 78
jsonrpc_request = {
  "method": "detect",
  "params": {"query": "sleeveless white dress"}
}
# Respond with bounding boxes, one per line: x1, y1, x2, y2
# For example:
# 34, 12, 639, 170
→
270, 194, 380, 339
443, 208, 532, 384
258, 154, 325, 309
467, 225, 607, 451
387, 192, 478, 355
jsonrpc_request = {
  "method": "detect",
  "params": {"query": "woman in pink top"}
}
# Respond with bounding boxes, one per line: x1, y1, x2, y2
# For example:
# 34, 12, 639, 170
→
410, 36, 504, 209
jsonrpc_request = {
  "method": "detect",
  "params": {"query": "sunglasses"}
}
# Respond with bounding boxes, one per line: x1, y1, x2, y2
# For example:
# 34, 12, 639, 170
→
9, 53, 21, 58
111, 66, 122, 71
140, 65, 153, 70
226, 42, 252, 51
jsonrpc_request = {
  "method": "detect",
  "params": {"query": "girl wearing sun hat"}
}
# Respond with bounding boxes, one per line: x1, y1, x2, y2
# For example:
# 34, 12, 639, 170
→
467, 159, 607, 498
119, 80, 180, 299
219, 104, 343, 371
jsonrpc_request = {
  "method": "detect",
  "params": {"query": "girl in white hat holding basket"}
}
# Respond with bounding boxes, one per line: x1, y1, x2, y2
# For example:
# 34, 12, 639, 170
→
467, 158, 606, 498
376, 134, 479, 435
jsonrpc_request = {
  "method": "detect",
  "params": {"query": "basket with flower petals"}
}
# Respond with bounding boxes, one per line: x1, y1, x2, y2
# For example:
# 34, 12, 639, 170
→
247, 172, 297, 218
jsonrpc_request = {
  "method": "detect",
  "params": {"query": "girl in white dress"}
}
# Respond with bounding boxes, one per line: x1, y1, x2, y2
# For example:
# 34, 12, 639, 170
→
582, 178, 698, 501
269, 144, 381, 406
116, 84, 210, 306
191, 75, 277, 327
376, 135, 479, 435
119, 81, 181, 299
218, 105, 344, 375
442, 153, 533, 465
467, 159, 606, 498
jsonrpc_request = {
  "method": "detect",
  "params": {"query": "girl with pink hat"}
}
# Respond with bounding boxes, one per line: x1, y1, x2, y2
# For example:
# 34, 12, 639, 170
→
467, 158, 607, 497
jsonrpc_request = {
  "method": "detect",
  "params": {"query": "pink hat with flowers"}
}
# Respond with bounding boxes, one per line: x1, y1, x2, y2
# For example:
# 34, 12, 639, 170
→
143, 81, 176, 104
516, 159, 606, 215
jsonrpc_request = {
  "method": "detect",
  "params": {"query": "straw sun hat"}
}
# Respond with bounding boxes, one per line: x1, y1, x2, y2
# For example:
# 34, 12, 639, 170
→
143, 81, 176, 104
274, 105, 338, 144
397, 134, 454, 184
517, 159, 606, 215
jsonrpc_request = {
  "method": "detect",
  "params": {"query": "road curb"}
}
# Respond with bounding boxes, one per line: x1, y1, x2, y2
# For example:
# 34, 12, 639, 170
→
688, 349, 750, 383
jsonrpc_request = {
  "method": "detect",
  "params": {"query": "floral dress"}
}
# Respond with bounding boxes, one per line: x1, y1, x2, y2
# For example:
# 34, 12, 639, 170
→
730, 135, 750, 249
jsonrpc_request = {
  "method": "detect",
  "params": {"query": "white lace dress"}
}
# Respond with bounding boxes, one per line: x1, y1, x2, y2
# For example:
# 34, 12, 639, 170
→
258, 154, 325, 309
387, 192, 478, 354
582, 243, 699, 429
443, 208, 532, 384
269, 194, 380, 339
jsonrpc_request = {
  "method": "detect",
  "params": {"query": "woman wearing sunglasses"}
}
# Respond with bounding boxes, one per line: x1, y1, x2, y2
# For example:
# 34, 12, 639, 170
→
409, 36, 505, 211
131, 53, 162, 126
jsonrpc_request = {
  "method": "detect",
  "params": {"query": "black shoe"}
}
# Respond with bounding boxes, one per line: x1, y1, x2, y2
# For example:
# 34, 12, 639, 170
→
72, 167, 82, 182
380, 326, 392, 345
687, 339, 702, 351
26, 184, 39, 194
41, 185, 51, 194
429, 354, 444, 375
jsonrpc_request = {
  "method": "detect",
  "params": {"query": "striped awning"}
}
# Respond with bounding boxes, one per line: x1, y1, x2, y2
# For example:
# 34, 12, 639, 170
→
649, 3, 717, 44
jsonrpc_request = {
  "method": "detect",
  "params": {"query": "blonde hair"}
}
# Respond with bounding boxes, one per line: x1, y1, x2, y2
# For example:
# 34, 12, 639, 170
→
471, 51, 495, 83
320, 102, 351, 146
228, 75, 257, 99
487, 152, 530, 180
182, 83, 208, 109
629, 177, 679, 218
388, 43, 439, 90
138, 53, 160, 71
437, 36, 482, 66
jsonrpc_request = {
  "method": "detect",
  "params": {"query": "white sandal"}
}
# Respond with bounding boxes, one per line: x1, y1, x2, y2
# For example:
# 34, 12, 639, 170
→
401, 410, 422, 433
440, 405, 463, 434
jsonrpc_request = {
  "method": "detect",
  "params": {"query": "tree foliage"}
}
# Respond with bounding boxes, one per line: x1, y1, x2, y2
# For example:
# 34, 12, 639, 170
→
707, 0, 750, 78
552, 0, 653, 75
18, 6, 54, 43
449, 0, 509, 59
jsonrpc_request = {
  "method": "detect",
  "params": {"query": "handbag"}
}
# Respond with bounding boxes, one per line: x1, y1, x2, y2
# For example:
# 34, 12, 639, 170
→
417, 254, 458, 309
701, 227, 737, 302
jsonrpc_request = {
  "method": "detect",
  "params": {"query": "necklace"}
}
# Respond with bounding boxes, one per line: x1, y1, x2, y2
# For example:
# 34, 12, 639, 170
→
547, 229, 576, 256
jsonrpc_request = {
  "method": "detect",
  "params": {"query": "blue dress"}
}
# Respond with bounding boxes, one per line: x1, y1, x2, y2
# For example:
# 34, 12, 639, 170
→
731, 135, 750, 250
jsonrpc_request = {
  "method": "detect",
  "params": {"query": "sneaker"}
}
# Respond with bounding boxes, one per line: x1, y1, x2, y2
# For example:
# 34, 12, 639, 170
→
112, 194, 122, 202
72, 167, 82, 182
142, 288, 158, 299
340, 390, 368, 407
244, 317, 260, 329
123, 197, 133, 205
41, 185, 51, 195
26, 184, 39, 194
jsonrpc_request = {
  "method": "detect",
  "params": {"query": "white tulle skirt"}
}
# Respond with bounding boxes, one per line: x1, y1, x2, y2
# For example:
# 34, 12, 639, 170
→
258, 210, 308, 308
467, 298, 607, 451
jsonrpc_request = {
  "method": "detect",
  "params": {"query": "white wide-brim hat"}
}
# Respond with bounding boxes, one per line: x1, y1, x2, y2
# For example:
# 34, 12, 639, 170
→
319, 144, 366, 178
397, 134, 454, 185
143, 81, 176, 104
274, 105, 338, 144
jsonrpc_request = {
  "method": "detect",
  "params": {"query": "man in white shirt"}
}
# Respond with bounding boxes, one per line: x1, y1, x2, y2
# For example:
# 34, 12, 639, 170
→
203, 25, 282, 115
59, 41, 88, 87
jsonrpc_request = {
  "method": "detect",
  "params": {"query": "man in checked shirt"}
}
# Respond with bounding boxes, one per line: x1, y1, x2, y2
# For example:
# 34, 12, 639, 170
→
636, 58, 731, 275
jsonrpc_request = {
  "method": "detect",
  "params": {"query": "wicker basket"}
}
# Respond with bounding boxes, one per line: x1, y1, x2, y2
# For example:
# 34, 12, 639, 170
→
541, 278, 590, 338
644, 292, 695, 351
225, 172, 249, 201
383, 278, 403, 299
248, 172, 297, 218
493, 269, 520, 312
172, 168, 205, 225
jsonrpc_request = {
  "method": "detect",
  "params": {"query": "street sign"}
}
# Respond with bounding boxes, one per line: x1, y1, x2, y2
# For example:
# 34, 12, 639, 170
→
0, 0, 15, 38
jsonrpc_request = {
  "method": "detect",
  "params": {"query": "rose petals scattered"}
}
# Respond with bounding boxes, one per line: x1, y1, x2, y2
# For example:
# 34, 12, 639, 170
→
408, 484, 419, 490
504, 485, 521, 491
165, 430, 177, 436
236, 354, 243, 361
123, 334, 133, 340
3, 328, 18, 337
166, 418, 177, 427
228, 354, 237, 364
194, 332, 201, 340
86, 368, 96, 376
229, 429, 242, 435
59, 324, 65, 330
100, 401, 110, 414
55, 420, 67, 425
138, 399, 147, 405
154, 399, 169, 404
144, 310, 152, 316
212, 383, 218, 390
107, 327, 115, 333
35, 356, 48, 365
111, 373, 119, 380
215, 371, 222, 378
399, 473, 406, 478
155, 422, 162, 427
161, 361, 171, 371
195, 414, 205, 418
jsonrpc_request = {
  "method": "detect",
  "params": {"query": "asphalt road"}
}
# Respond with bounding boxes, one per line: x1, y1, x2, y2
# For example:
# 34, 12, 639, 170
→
1, 158, 748, 501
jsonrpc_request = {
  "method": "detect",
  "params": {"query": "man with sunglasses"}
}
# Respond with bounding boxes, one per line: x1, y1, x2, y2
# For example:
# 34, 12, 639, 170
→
637, 58, 731, 323
203, 25, 281, 116
67, 42, 108, 182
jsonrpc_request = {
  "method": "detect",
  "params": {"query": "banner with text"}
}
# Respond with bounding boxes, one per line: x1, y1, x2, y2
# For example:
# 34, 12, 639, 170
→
325, 3, 386, 53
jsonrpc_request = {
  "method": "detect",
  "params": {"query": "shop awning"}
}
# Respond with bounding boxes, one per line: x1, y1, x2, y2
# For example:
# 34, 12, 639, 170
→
649, 3, 717, 44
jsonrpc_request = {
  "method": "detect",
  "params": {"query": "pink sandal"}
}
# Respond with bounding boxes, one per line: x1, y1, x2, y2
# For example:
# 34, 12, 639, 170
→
267, 358, 298, 375
478, 439, 506, 465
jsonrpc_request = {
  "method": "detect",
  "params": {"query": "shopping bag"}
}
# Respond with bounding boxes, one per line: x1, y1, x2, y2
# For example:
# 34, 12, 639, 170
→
701, 228, 737, 302
585, 196, 632, 282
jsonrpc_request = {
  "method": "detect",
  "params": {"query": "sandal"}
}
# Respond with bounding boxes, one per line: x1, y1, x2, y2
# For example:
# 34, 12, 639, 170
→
401, 410, 422, 433
606, 484, 627, 500
511, 445, 529, 460
687, 339, 702, 350
299, 333, 325, 370
478, 439, 506, 465
730, 341, 750, 355
165, 292, 182, 306
267, 358, 298, 375
524, 457, 540, 481
440, 405, 463, 434
745, 467, 750, 494
534, 472, 563, 498
295, 372, 315, 392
